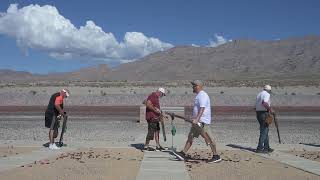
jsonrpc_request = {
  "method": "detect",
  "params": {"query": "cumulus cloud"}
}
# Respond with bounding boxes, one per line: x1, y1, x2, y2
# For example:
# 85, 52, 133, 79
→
0, 4, 173, 62
208, 34, 232, 47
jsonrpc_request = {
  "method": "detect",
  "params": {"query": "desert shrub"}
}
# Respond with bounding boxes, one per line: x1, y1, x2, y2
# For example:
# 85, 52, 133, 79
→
291, 92, 296, 95
317, 92, 320, 95
88, 89, 91, 93
30, 90, 37, 95
220, 91, 224, 94
185, 91, 188, 95
100, 90, 106, 96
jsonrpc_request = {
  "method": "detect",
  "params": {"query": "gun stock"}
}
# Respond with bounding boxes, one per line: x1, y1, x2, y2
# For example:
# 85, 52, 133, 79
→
160, 116, 167, 141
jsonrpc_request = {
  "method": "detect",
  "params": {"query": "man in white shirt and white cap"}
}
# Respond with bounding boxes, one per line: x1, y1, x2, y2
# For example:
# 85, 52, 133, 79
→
255, 85, 274, 153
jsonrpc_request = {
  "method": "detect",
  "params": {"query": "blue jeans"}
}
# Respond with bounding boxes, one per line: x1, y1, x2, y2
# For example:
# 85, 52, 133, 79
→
256, 111, 270, 150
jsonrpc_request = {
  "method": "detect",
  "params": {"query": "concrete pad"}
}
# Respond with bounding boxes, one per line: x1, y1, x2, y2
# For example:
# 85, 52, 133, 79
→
136, 151, 190, 180
258, 151, 320, 175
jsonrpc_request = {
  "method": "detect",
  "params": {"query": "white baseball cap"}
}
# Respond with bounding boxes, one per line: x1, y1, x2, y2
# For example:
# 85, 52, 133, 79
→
158, 87, 166, 96
263, 85, 272, 91
62, 89, 70, 97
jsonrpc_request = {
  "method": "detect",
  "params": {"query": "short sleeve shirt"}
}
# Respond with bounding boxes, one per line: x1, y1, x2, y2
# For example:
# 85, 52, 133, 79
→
146, 92, 160, 122
255, 90, 271, 111
192, 90, 212, 124
54, 95, 64, 106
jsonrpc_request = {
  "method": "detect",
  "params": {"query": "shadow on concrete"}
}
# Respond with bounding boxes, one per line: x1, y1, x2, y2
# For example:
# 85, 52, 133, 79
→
130, 143, 145, 152
42, 142, 50, 147
226, 144, 257, 153
299, 143, 320, 148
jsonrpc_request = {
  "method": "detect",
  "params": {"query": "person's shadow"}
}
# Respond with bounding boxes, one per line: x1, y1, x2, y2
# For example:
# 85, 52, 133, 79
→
226, 144, 257, 153
299, 143, 320, 148
42, 142, 50, 147
130, 143, 145, 152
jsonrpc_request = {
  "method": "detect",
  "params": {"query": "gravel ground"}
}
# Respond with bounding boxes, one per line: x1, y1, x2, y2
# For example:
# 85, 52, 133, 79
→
185, 149, 320, 180
0, 86, 320, 106
0, 148, 143, 180
1, 113, 319, 146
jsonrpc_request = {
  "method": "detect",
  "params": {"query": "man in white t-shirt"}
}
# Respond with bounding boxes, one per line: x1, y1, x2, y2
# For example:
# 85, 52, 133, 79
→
255, 85, 274, 153
175, 80, 221, 163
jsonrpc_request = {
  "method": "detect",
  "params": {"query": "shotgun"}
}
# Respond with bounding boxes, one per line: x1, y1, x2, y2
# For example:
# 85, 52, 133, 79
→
160, 115, 167, 141
272, 112, 281, 144
164, 111, 202, 127
58, 112, 68, 147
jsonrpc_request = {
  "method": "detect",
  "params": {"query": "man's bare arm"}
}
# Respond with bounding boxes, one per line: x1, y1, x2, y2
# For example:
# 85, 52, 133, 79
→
146, 100, 161, 114
55, 104, 64, 115
193, 107, 205, 124
262, 101, 272, 112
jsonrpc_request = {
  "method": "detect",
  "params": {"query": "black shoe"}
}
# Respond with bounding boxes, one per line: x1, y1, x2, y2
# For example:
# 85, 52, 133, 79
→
256, 149, 265, 153
156, 146, 165, 151
143, 146, 155, 151
174, 151, 187, 161
264, 148, 274, 153
208, 155, 222, 163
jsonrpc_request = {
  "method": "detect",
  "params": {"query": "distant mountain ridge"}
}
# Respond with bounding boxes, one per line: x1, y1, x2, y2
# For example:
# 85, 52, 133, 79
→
0, 64, 109, 82
107, 36, 320, 80
1, 36, 319, 82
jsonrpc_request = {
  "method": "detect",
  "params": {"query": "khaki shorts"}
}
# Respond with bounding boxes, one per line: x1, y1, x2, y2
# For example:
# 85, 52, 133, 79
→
188, 123, 213, 138
146, 121, 160, 140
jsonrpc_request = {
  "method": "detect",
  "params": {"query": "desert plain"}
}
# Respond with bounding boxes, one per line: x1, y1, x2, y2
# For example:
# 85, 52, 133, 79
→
0, 81, 319, 180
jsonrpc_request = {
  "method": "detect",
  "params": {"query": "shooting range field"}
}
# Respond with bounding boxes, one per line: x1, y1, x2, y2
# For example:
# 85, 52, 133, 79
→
0, 105, 320, 179
0, 85, 320, 179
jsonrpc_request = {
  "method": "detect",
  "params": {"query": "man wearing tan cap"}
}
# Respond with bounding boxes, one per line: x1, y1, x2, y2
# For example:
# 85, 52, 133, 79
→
45, 89, 70, 150
144, 87, 166, 151
175, 80, 221, 163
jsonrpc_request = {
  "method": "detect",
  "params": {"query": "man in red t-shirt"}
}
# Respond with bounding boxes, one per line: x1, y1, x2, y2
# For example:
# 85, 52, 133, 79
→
144, 87, 166, 151
45, 89, 70, 150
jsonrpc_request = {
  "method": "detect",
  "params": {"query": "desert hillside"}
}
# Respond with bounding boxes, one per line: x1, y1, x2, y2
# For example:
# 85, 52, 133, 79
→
0, 36, 319, 82
108, 36, 320, 80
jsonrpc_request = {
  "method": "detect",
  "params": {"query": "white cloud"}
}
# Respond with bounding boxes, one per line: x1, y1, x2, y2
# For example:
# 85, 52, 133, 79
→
119, 32, 173, 59
191, 44, 200, 47
0, 4, 173, 62
208, 34, 232, 47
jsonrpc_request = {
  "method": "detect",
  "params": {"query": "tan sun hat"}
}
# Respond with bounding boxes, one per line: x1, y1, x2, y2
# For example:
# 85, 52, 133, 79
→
190, 80, 203, 86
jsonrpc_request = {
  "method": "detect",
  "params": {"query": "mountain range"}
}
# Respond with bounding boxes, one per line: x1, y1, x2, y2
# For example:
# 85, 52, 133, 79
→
1, 36, 319, 82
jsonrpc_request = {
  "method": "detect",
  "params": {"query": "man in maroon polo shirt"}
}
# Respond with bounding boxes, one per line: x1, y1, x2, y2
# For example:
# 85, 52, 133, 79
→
144, 87, 166, 151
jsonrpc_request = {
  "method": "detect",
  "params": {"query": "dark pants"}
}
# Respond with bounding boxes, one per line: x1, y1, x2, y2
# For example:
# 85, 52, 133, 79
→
256, 111, 270, 150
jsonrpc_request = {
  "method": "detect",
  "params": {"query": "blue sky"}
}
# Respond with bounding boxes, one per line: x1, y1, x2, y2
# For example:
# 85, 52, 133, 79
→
0, 0, 319, 74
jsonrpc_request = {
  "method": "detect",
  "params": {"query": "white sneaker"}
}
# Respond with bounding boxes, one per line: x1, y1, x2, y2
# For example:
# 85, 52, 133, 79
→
49, 143, 60, 150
